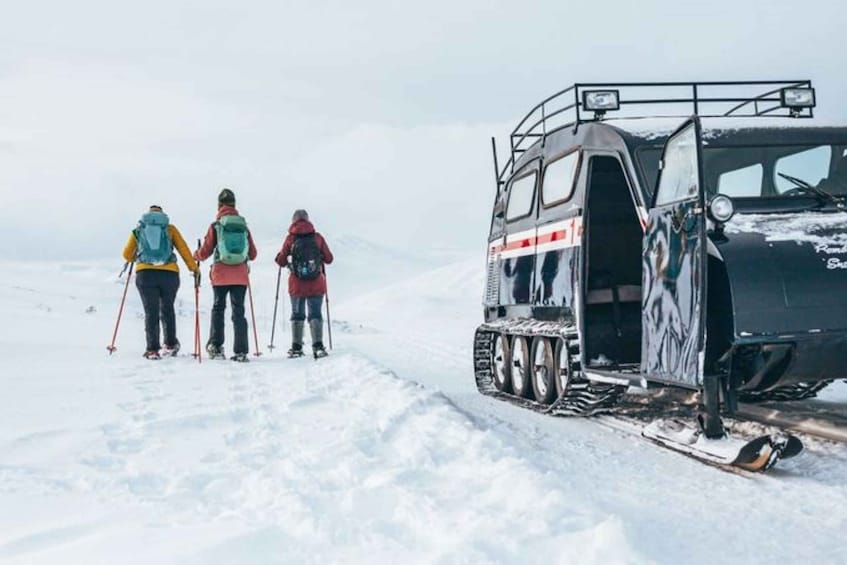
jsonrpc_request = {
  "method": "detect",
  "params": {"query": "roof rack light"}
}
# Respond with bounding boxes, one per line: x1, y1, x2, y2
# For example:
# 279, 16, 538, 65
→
780, 87, 816, 116
582, 90, 620, 118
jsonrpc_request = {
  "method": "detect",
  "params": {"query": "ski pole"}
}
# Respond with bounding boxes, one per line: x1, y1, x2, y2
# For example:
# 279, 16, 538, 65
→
247, 272, 262, 357
324, 268, 333, 350
193, 239, 202, 363
268, 265, 282, 350
194, 282, 202, 364
107, 261, 134, 354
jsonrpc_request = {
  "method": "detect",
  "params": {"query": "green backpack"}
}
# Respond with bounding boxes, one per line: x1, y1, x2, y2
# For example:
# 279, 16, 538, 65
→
134, 211, 175, 265
214, 214, 249, 265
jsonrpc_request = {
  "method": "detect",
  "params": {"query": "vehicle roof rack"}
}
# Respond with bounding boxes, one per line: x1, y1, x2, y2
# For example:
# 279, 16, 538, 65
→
493, 80, 815, 186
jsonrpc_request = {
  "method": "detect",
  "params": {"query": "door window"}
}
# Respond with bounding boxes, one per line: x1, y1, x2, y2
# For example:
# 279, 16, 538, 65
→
655, 124, 699, 206
506, 172, 537, 221
541, 152, 579, 206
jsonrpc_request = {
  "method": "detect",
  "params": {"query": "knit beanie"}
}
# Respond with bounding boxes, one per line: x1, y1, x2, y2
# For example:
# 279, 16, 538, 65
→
218, 188, 236, 206
292, 209, 309, 222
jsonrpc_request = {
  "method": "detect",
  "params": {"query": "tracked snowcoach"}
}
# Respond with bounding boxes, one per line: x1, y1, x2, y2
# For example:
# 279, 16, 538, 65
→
474, 81, 847, 466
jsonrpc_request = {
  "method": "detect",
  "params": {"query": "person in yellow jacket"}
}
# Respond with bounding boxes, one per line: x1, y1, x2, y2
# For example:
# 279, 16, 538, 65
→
122, 205, 200, 359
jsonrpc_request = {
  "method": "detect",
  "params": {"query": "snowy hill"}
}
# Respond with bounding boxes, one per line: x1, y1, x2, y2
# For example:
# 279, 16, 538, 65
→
2, 247, 847, 563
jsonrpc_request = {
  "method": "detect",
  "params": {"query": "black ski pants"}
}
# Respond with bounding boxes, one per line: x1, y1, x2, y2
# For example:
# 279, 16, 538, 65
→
135, 269, 180, 352
209, 285, 248, 355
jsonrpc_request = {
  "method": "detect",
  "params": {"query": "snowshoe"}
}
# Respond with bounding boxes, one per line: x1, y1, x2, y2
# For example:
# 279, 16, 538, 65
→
231, 353, 249, 363
313, 347, 329, 359
206, 343, 226, 360
162, 341, 180, 357
287, 345, 305, 358
143, 350, 161, 360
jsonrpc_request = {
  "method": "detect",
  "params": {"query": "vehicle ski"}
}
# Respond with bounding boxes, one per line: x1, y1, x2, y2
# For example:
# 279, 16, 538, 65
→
642, 419, 803, 472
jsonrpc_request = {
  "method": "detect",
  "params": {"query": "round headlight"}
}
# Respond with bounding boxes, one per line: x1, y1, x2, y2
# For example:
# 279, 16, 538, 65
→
709, 194, 735, 223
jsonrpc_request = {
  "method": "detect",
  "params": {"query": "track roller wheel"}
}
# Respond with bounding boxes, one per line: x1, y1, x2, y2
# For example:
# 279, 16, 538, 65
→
510, 335, 533, 399
553, 338, 572, 398
531, 337, 557, 404
492, 333, 512, 393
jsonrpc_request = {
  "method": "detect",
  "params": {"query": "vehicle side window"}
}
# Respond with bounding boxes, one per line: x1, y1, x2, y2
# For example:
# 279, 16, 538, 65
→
718, 164, 763, 197
541, 152, 579, 206
506, 172, 537, 221
774, 145, 831, 193
655, 124, 698, 206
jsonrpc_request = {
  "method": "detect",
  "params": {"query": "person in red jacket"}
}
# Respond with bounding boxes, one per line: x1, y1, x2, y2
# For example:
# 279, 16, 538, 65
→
194, 188, 258, 362
275, 209, 334, 358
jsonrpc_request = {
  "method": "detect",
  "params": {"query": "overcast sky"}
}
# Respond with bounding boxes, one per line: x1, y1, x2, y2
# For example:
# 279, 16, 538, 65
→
2, 0, 846, 260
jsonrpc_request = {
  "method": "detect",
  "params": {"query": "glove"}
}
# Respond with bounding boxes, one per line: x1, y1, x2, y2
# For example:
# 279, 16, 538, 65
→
193, 270, 201, 288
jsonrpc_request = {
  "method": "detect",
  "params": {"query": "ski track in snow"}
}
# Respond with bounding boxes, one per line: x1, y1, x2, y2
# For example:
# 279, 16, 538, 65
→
1, 257, 847, 563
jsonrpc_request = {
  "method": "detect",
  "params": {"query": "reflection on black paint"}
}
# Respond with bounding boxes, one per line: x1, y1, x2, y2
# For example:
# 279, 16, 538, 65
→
642, 202, 703, 386
539, 251, 559, 303
503, 255, 533, 304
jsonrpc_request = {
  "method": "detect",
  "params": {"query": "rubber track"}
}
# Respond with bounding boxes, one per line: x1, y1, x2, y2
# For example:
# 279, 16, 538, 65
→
739, 380, 834, 403
474, 322, 626, 416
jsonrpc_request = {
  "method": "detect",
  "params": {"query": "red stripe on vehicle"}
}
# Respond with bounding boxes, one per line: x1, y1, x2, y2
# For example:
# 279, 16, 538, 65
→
536, 230, 567, 245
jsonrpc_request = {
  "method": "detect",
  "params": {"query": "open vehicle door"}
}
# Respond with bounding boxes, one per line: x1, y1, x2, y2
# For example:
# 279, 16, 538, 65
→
641, 117, 707, 386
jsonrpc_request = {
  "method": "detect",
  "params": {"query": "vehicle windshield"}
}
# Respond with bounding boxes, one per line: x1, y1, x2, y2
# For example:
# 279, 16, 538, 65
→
637, 143, 847, 200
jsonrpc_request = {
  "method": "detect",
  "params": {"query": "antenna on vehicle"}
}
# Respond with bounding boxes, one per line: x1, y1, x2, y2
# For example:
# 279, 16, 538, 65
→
491, 137, 501, 194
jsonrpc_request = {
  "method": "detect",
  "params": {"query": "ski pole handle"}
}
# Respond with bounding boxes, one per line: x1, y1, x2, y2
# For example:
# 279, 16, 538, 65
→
194, 239, 203, 288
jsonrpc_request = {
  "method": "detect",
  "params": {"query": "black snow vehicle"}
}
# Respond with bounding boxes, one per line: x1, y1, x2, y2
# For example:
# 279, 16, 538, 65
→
474, 81, 847, 469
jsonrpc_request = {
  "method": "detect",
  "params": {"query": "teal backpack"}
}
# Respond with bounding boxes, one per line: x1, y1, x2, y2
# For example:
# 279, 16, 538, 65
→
134, 211, 175, 265
214, 214, 249, 265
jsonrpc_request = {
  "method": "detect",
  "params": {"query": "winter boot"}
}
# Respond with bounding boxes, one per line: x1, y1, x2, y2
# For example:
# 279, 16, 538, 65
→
310, 319, 328, 358
206, 343, 226, 360
231, 353, 249, 363
143, 350, 161, 360
288, 320, 305, 358
162, 340, 180, 357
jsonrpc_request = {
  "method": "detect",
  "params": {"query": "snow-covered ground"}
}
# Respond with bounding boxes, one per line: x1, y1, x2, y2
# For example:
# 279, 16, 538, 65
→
2, 244, 847, 564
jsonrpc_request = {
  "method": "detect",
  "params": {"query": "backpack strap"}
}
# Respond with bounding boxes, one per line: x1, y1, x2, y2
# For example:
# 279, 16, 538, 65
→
212, 221, 221, 263
131, 226, 142, 260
